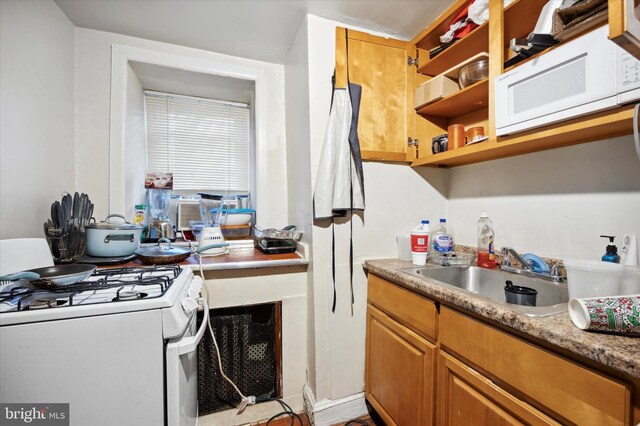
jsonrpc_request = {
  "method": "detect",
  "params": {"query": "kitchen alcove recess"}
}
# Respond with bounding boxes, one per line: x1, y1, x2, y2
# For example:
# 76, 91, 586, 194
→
336, 0, 636, 168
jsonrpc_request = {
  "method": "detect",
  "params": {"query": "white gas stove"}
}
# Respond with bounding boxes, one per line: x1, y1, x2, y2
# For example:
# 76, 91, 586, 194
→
0, 265, 207, 426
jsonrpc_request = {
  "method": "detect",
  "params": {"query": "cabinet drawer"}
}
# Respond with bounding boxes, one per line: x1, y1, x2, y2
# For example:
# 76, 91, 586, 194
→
440, 307, 632, 426
368, 274, 438, 342
437, 352, 560, 426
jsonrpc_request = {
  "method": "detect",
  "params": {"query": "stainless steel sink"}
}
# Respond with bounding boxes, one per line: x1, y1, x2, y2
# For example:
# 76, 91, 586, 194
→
401, 265, 569, 317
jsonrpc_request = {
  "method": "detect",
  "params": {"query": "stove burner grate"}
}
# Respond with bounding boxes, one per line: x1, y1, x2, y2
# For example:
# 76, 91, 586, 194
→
115, 289, 148, 301
1, 265, 182, 312
28, 299, 64, 310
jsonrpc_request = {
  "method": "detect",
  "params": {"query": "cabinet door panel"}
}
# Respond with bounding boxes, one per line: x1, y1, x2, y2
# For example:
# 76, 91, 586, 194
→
337, 28, 416, 162
437, 352, 559, 426
610, 0, 640, 60
440, 307, 632, 426
366, 304, 435, 426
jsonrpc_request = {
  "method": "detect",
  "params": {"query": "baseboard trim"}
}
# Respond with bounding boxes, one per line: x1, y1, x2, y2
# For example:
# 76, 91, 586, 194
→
303, 384, 368, 426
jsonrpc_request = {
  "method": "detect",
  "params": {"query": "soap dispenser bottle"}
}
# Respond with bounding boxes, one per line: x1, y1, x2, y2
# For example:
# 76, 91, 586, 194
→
600, 235, 620, 263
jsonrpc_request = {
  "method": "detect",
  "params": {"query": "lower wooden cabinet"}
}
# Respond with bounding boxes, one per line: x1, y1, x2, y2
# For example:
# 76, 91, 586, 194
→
437, 351, 559, 426
439, 307, 632, 426
365, 274, 636, 425
366, 305, 436, 426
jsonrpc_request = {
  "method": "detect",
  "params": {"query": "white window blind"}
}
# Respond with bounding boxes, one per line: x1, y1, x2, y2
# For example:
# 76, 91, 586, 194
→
144, 91, 250, 192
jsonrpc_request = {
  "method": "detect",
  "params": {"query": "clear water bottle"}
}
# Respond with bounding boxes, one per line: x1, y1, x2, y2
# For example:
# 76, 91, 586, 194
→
477, 211, 496, 268
431, 218, 453, 254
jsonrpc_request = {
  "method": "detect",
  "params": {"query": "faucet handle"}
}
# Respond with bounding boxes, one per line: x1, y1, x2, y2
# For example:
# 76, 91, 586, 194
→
502, 255, 512, 266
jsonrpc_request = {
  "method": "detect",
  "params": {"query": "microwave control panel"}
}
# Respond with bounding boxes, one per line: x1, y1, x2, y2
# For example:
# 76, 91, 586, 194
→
618, 49, 640, 91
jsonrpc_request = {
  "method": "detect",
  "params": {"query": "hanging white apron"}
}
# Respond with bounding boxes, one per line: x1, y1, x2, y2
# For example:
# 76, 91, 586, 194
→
313, 88, 365, 219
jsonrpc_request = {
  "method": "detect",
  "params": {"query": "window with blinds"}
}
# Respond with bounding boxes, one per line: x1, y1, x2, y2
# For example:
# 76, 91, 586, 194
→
144, 91, 250, 193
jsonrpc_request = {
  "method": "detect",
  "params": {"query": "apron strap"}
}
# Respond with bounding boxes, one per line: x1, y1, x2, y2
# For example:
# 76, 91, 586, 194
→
346, 28, 355, 316
332, 218, 337, 313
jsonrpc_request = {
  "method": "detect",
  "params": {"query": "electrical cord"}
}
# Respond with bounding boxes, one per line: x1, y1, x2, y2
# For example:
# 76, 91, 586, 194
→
344, 420, 369, 426
198, 255, 256, 414
255, 397, 304, 426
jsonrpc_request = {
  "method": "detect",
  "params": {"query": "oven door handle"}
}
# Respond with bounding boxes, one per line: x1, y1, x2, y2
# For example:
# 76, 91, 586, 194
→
178, 297, 209, 356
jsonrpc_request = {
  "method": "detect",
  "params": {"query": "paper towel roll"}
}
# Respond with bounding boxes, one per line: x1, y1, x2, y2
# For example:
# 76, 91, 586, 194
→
569, 294, 640, 335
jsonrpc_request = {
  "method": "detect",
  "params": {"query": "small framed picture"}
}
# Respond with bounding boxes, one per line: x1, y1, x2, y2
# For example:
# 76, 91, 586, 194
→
145, 172, 173, 189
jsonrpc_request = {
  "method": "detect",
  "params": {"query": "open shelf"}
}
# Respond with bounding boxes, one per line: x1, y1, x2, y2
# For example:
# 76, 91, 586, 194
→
414, 0, 476, 51
503, 0, 548, 48
411, 106, 635, 167
417, 23, 489, 77
416, 79, 488, 118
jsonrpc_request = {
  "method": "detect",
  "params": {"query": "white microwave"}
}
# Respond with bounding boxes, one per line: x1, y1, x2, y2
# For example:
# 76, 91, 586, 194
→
495, 25, 640, 136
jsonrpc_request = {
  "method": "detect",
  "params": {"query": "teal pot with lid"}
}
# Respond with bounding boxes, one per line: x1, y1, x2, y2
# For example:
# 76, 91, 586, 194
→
85, 214, 143, 257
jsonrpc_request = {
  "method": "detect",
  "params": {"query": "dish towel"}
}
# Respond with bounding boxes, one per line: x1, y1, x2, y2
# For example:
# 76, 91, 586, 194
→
569, 294, 640, 335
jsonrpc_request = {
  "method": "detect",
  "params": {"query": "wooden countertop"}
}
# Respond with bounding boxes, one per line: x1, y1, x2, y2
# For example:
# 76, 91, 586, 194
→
102, 247, 308, 271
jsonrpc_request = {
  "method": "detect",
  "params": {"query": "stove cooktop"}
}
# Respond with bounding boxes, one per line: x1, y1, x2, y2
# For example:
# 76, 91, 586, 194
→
0, 265, 183, 314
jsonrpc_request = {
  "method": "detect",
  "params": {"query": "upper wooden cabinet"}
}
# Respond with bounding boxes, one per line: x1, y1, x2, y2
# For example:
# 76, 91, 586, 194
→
336, 0, 637, 167
609, 0, 640, 59
336, 28, 418, 162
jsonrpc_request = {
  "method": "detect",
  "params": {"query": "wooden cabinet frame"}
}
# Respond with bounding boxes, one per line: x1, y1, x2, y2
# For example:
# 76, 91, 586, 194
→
337, 0, 637, 167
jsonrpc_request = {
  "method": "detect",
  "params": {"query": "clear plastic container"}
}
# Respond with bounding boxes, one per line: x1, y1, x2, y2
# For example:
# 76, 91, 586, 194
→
564, 259, 625, 299
620, 266, 640, 295
396, 234, 412, 261
253, 226, 302, 241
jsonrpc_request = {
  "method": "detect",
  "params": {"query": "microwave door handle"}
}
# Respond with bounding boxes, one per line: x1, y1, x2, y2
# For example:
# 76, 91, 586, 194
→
177, 297, 209, 356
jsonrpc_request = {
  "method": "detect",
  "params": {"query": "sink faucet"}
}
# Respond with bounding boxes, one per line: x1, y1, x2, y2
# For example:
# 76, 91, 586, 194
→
501, 247, 532, 270
500, 247, 563, 283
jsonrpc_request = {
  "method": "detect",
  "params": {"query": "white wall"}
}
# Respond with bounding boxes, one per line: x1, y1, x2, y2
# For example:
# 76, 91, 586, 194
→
200, 267, 308, 426
284, 16, 317, 394
285, 15, 449, 416
74, 28, 288, 226
123, 64, 146, 220
447, 135, 640, 260
0, 0, 75, 239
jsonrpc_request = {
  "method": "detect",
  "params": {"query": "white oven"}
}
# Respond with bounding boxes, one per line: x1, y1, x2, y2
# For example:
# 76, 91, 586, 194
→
0, 265, 207, 426
166, 292, 209, 426
495, 25, 640, 136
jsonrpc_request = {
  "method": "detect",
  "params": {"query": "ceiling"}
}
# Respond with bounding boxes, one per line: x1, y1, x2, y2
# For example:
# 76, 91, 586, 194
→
55, 0, 454, 64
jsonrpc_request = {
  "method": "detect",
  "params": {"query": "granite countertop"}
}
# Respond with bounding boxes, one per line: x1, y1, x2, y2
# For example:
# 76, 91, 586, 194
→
364, 258, 639, 379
